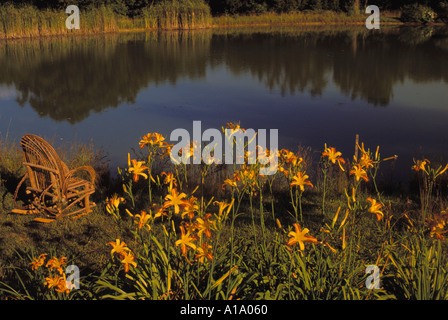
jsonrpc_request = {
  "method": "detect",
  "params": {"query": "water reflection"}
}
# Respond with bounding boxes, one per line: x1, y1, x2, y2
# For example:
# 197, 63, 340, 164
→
0, 32, 211, 123
1, 26, 447, 123
1, 26, 448, 182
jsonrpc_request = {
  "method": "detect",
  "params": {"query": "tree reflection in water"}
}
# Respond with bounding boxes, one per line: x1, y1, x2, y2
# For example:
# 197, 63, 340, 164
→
0, 25, 447, 124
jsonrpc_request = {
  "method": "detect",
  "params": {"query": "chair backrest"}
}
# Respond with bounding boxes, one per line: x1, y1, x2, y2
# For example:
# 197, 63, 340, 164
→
20, 134, 67, 192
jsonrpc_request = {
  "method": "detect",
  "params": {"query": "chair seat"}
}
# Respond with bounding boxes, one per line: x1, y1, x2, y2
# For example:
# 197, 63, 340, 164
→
66, 176, 92, 189
66, 176, 94, 197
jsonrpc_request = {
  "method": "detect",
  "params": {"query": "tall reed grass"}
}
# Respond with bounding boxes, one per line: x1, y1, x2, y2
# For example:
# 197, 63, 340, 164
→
142, 0, 211, 30
0, 1, 211, 40
0, 4, 122, 39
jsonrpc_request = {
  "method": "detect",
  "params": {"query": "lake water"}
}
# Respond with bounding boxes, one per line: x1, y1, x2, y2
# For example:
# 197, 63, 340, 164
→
1, 25, 448, 184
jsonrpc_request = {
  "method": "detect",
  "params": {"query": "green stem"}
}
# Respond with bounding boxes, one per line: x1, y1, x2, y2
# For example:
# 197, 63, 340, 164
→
226, 190, 244, 297
148, 178, 152, 204
259, 184, 267, 252
184, 163, 188, 188
289, 186, 298, 222
372, 166, 381, 202
423, 178, 433, 223
287, 253, 294, 299
249, 192, 260, 259
322, 171, 327, 216
207, 220, 223, 299
268, 178, 275, 222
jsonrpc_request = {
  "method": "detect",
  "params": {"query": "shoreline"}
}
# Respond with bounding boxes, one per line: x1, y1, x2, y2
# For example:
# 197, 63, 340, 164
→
2, 21, 444, 41
2, 20, 446, 41
0, 10, 439, 41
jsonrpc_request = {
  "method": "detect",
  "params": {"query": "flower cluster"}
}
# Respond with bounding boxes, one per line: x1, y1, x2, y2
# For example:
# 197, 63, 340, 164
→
349, 143, 372, 182
139, 132, 167, 150
126, 132, 174, 184
107, 239, 137, 273
172, 199, 234, 263
30, 254, 72, 294
223, 164, 259, 194
427, 209, 448, 240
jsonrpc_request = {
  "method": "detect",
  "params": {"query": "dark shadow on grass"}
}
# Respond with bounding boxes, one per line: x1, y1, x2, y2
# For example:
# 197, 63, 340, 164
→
28, 231, 43, 243
1, 221, 13, 228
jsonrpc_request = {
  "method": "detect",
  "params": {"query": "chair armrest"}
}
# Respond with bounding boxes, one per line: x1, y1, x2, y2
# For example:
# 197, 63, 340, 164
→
64, 166, 96, 185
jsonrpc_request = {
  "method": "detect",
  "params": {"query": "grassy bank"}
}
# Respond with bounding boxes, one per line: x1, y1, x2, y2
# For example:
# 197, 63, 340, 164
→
0, 3, 406, 40
212, 10, 369, 27
1, 127, 448, 300
0, 1, 212, 40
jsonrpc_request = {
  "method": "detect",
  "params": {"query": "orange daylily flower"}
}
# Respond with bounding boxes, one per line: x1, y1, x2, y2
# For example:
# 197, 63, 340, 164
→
427, 212, 448, 240
106, 193, 125, 214
195, 213, 216, 239
225, 122, 245, 132
359, 153, 375, 170
412, 159, 430, 173
164, 188, 188, 214
139, 132, 166, 149
161, 171, 177, 191
128, 154, 149, 182
290, 171, 313, 192
107, 239, 130, 257
322, 145, 346, 171
55, 275, 70, 294
45, 274, 71, 293
286, 223, 319, 251
280, 149, 302, 167
175, 226, 198, 256
139, 133, 152, 149
46, 256, 67, 275
135, 210, 152, 230
160, 142, 174, 158
349, 164, 369, 182
195, 243, 213, 263
237, 165, 257, 185
45, 275, 63, 290
181, 196, 199, 220
183, 221, 198, 235
214, 199, 235, 221
30, 253, 47, 270
120, 251, 137, 272
222, 177, 238, 189
366, 197, 384, 221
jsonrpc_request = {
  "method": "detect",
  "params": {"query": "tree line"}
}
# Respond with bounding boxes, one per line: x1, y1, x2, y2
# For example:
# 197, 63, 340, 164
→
1, 0, 447, 16
207, 0, 448, 15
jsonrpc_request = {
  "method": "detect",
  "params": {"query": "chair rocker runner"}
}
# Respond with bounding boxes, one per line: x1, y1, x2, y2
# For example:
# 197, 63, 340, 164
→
13, 134, 96, 222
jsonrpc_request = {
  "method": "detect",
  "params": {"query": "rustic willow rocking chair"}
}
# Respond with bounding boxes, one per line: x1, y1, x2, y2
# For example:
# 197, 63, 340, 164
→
13, 134, 96, 222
